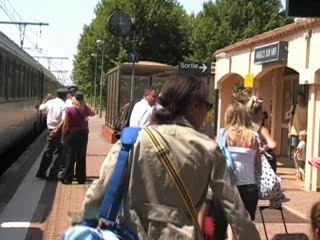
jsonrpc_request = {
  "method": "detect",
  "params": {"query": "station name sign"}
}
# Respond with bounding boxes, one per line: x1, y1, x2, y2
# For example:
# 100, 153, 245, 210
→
254, 41, 288, 65
178, 62, 211, 76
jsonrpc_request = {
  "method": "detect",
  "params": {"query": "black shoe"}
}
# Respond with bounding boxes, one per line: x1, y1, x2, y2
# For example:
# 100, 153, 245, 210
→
62, 180, 72, 185
47, 176, 58, 181
36, 173, 46, 180
57, 171, 64, 181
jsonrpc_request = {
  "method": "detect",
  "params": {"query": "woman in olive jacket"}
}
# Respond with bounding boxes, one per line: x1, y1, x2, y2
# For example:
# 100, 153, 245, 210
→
81, 75, 261, 240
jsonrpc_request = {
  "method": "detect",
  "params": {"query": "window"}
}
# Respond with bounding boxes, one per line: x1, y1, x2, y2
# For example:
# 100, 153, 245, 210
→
21, 66, 25, 98
6, 59, 13, 99
14, 61, 20, 98
0, 55, 4, 98
25, 68, 30, 98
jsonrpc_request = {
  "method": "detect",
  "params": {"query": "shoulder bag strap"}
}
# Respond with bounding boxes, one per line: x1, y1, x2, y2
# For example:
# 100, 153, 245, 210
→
144, 127, 204, 240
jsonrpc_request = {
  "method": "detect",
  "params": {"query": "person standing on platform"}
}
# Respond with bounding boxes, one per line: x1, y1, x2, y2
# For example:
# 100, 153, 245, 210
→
61, 91, 95, 184
57, 85, 79, 180
129, 87, 158, 127
35, 88, 68, 180
286, 92, 308, 168
66, 86, 79, 107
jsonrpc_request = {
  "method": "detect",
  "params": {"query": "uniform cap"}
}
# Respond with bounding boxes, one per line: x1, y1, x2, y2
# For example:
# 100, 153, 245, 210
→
67, 86, 79, 93
75, 91, 84, 101
56, 88, 68, 94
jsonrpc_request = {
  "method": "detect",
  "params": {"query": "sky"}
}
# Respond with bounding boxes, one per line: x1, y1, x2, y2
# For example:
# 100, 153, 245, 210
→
0, 0, 285, 85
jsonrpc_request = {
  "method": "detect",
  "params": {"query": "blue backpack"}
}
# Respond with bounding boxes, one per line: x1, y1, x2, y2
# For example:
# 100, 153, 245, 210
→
62, 127, 141, 240
218, 129, 236, 181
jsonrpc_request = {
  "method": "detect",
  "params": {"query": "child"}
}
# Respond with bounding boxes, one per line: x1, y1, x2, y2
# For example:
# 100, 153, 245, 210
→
294, 130, 307, 181
311, 201, 320, 240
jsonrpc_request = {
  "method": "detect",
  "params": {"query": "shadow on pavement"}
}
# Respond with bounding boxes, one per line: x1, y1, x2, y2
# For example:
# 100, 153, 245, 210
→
31, 181, 58, 223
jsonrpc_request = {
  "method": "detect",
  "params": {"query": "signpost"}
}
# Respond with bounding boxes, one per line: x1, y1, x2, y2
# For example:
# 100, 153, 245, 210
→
129, 52, 139, 63
178, 62, 211, 76
108, 11, 136, 101
244, 73, 254, 88
254, 41, 288, 65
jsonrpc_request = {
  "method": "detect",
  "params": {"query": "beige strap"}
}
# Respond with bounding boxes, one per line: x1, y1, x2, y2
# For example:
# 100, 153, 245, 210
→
144, 127, 203, 239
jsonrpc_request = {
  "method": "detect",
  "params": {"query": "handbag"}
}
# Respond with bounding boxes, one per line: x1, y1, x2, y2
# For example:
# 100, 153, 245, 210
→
257, 154, 286, 208
144, 127, 205, 240
61, 127, 141, 240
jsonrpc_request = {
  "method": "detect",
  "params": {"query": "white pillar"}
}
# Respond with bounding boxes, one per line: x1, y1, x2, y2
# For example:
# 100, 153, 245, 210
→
305, 85, 317, 191
216, 84, 222, 132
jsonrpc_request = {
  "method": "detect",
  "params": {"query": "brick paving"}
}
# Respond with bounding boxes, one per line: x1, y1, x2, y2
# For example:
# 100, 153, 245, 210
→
41, 115, 113, 240
4, 114, 317, 240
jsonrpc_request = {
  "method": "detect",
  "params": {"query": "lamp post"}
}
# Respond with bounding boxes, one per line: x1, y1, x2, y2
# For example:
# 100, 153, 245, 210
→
96, 39, 105, 118
91, 53, 98, 110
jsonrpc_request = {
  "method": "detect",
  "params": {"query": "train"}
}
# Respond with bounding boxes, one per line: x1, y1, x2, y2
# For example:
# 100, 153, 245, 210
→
0, 31, 60, 156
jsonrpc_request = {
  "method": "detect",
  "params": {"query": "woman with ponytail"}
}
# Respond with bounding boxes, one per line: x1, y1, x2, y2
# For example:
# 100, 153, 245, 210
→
81, 75, 261, 240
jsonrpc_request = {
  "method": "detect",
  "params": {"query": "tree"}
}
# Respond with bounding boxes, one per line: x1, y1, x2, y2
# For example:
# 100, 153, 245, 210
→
187, 0, 293, 63
72, 0, 190, 94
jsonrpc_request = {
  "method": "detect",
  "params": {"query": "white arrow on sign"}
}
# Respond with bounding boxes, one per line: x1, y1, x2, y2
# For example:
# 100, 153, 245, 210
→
199, 63, 207, 73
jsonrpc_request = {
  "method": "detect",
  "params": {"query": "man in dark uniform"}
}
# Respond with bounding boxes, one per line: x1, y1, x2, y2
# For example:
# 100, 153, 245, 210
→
36, 88, 68, 180
66, 86, 79, 107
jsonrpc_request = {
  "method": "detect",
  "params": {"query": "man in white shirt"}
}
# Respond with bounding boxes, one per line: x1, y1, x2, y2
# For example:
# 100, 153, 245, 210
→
129, 87, 158, 127
36, 88, 68, 180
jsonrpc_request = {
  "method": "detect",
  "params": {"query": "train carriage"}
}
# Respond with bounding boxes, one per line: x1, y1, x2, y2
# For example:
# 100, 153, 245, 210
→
0, 31, 60, 156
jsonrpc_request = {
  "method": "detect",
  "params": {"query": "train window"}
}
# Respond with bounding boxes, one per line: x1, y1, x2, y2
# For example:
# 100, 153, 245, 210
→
30, 71, 33, 97
31, 71, 35, 97
29, 70, 32, 97
15, 62, 20, 98
6, 59, 13, 99
21, 66, 25, 98
25, 68, 29, 98
10, 61, 15, 99
0, 55, 4, 99
27, 68, 31, 98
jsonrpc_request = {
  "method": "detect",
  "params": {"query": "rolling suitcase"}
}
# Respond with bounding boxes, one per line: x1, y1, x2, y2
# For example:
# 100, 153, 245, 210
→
259, 206, 309, 240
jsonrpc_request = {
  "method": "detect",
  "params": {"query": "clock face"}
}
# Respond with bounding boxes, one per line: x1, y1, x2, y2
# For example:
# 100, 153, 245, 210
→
108, 11, 133, 36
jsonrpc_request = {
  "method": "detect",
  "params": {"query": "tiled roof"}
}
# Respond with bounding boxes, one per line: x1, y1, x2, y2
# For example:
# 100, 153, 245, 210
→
214, 18, 320, 56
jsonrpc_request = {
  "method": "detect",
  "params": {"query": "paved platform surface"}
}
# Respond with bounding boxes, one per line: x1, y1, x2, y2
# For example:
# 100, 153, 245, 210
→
0, 115, 317, 239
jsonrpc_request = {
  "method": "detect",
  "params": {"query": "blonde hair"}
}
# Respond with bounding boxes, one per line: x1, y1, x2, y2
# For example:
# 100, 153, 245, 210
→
224, 102, 256, 148
72, 97, 86, 107
311, 201, 320, 240
245, 96, 263, 122
299, 130, 307, 136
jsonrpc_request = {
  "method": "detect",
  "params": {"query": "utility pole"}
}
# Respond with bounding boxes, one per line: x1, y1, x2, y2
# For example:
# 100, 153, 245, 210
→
50, 70, 69, 85
97, 40, 105, 118
32, 56, 68, 70
0, 21, 49, 48
91, 53, 98, 110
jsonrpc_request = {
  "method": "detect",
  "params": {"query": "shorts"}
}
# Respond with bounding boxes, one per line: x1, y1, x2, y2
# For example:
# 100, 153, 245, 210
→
297, 160, 305, 169
291, 135, 299, 148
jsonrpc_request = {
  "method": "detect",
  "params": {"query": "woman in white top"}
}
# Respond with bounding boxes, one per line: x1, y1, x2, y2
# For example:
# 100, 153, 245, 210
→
224, 102, 261, 220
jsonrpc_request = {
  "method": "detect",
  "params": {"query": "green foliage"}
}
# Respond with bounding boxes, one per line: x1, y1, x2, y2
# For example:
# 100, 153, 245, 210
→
186, 0, 293, 63
72, 0, 190, 95
72, 0, 293, 96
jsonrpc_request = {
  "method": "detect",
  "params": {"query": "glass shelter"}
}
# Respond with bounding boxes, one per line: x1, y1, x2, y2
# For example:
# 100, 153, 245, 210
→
105, 61, 174, 128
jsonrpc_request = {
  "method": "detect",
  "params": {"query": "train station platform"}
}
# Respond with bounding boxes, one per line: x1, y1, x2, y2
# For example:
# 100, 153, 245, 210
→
0, 115, 317, 239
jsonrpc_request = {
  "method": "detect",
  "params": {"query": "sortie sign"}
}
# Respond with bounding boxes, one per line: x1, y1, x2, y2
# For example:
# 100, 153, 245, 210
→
178, 62, 211, 76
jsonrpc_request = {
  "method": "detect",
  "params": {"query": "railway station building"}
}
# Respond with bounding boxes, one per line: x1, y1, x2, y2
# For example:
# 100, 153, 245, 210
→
214, 18, 320, 192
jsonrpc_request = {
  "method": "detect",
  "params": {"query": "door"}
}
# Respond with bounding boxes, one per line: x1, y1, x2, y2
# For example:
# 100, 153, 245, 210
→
280, 76, 308, 157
